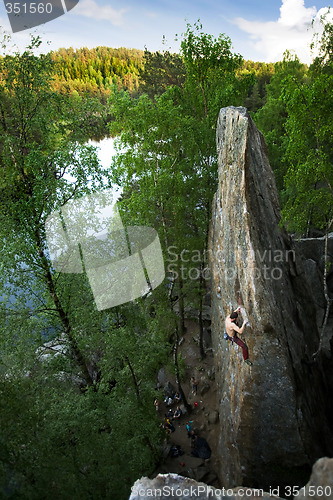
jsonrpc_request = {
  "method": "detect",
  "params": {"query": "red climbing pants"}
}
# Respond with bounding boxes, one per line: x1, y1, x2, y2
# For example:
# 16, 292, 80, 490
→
229, 335, 249, 361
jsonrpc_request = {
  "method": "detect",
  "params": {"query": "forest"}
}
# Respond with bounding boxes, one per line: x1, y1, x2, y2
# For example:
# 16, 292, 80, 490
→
49, 46, 144, 101
0, 18, 332, 499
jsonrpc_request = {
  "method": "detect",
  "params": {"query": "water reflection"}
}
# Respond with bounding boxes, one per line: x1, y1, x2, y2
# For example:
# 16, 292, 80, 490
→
89, 136, 122, 202
88, 137, 117, 168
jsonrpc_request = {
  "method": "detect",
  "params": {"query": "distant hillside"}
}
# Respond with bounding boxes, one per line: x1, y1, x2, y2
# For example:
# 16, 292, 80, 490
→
50, 46, 144, 102
48, 47, 277, 112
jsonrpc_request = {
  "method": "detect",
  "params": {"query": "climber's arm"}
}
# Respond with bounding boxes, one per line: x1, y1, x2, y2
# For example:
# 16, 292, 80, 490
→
231, 320, 246, 335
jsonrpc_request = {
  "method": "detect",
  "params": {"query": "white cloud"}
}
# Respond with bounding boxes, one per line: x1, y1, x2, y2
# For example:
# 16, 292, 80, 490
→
234, 0, 332, 63
278, 0, 316, 27
74, 0, 129, 26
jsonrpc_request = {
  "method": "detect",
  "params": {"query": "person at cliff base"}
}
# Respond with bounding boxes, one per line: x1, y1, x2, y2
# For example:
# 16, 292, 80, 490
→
164, 418, 175, 433
190, 377, 198, 395
186, 420, 193, 437
173, 406, 182, 420
166, 408, 174, 420
174, 392, 181, 403
224, 307, 252, 366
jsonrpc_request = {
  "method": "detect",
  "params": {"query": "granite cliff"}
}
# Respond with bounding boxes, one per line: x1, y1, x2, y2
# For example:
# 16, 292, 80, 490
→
208, 107, 333, 489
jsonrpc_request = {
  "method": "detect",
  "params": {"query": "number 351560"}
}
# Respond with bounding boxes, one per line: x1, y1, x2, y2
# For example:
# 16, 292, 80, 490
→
5, 3, 53, 14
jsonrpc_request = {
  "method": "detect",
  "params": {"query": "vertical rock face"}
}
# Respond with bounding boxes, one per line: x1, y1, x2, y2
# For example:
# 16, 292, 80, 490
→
208, 107, 333, 489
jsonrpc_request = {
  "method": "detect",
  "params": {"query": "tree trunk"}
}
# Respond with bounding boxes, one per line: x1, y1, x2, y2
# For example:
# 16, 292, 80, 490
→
125, 356, 141, 401
198, 203, 211, 359
173, 327, 191, 413
198, 268, 206, 360
177, 259, 185, 337
35, 227, 94, 387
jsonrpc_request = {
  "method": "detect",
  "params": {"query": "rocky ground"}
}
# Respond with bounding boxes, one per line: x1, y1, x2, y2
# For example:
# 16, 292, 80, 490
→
152, 318, 221, 487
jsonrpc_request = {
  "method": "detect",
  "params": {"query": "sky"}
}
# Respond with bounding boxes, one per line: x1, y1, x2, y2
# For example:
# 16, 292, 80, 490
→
0, 0, 332, 63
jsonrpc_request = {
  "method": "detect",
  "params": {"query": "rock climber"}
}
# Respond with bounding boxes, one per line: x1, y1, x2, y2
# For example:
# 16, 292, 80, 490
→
225, 307, 252, 366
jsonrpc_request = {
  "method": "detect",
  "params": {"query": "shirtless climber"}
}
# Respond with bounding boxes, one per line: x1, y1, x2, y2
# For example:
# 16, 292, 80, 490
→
225, 307, 252, 366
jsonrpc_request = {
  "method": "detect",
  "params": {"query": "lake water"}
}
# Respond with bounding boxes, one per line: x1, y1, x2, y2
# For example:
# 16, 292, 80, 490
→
88, 136, 122, 202
89, 136, 117, 168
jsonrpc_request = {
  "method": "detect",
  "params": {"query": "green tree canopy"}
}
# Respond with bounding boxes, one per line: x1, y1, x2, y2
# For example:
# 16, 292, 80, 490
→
280, 20, 333, 235
139, 48, 186, 98
0, 36, 166, 498
108, 22, 251, 356
254, 52, 308, 194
